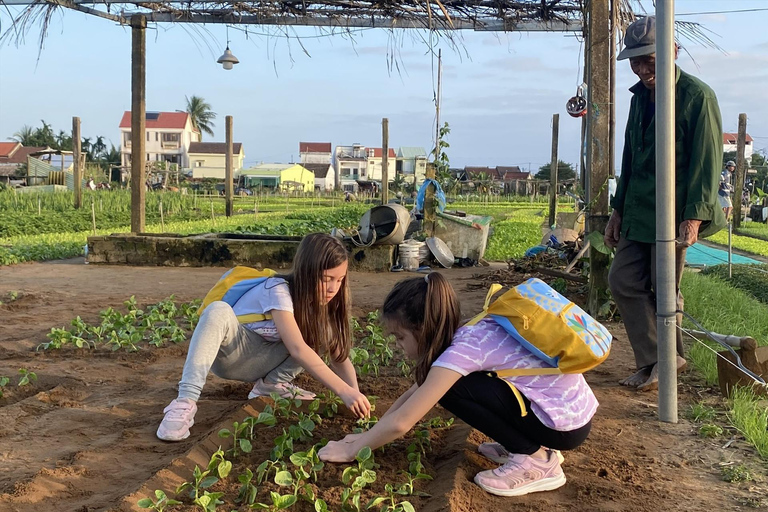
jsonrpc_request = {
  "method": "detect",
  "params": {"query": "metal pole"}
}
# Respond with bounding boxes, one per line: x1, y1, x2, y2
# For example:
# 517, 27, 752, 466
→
548, 114, 559, 228
728, 220, 733, 279
382, 118, 389, 205
225, 115, 234, 217
656, 0, 678, 423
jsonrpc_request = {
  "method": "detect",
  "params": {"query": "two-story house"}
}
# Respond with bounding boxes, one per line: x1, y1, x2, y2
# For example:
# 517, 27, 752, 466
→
396, 147, 428, 185
119, 111, 201, 169
187, 142, 245, 179
723, 132, 754, 163
299, 142, 332, 164
334, 144, 368, 192
365, 147, 397, 182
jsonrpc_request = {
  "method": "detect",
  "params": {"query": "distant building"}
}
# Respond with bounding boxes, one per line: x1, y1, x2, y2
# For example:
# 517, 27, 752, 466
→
187, 142, 245, 179
119, 111, 201, 169
335, 144, 368, 192
365, 147, 397, 182
299, 142, 332, 165
0, 142, 47, 182
396, 147, 428, 184
723, 132, 754, 162
301, 163, 335, 192
239, 163, 314, 192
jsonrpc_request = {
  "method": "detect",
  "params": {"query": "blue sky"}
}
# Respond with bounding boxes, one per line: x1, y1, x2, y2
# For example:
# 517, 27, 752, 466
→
1, 1, 767, 171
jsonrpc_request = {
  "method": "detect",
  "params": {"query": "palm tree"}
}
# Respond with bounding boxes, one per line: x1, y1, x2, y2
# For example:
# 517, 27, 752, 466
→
185, 95, 216, 139
10, 125, 35, 145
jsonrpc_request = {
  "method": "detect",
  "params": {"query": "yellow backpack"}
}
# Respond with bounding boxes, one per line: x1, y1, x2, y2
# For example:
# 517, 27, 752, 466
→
467, 278, 612, 415
198, 267, 279, 324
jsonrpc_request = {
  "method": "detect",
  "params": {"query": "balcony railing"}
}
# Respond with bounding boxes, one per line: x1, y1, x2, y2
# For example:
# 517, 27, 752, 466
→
161, 141, 180, 149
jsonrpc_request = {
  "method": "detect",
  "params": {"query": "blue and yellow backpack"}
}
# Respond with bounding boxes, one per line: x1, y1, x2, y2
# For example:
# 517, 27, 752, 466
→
198, 267, 279, 324
467, 278, 612, 414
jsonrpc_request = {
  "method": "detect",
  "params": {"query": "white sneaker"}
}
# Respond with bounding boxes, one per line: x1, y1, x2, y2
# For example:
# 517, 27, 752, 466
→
248, 378, 316, 400
157, 398, 197, 441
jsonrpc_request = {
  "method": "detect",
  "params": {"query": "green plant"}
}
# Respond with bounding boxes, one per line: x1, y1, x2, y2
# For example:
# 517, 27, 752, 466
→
256, 458, 286, 486
236, 468, 258, 506
721, 463, 753, 483
316, 391, 344, 418
728, 386, 768, 458
698, 423, 723, 438
0, 376, 9, 398
17, 368, 37, 387
176, 448, 232, 501
687, 402, 717, 423
250, 491, 297, 511
366, 484, 417, 512
137, 489, 182, 511
194, 491, 224, 512
289, 446, 325, 483
219, 420, 254, 458
341, 446, 378, 492
270, 428, 294, 461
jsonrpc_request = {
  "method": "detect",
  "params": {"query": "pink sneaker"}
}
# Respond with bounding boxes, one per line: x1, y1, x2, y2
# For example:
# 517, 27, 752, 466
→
157, 398, 197, 441
474, 451, 566, 497
248, 378, 316, 400
478, 442, 564, 464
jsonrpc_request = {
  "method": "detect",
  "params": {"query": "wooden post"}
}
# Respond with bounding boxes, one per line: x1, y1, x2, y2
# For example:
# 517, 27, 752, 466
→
734, 113, 748, 228
382, 118, 389, 205
225, 115, 234, 217
548, 113, 559, 228
130, 14, 147, 233
586, 0, 613, 316
72, 116, 82, 209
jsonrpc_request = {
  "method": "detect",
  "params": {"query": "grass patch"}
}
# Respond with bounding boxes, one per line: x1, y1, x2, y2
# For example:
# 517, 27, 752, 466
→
484, 209, 544, 261
680, 271, 768, 385
737, 221, 768, 242
701, 264, 768, 305
707, 230, 768, 257
728, 386, 768, 459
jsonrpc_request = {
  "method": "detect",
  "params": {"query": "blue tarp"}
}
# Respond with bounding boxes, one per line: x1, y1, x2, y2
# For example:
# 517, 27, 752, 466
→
685, 243, 762, 267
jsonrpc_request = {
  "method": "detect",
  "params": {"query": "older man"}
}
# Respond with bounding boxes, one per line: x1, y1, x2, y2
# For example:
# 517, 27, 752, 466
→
604, 16, 726, 391
719, 160, 736, 219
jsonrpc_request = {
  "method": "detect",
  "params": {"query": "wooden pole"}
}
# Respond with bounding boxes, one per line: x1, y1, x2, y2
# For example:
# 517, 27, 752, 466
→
130, 14, 147, 233
548, 113, 559, 228
225, 115, 234, 217
734, 113, 748, 228
586, 0, 612, 316
73, 117, 82, 209
382, 118, 389, 205
91, 200, 97, 235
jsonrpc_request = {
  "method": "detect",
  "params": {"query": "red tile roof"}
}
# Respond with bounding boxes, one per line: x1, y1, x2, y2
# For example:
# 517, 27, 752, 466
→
0, 142, 20, 158
299, 142, 332, 153
723, 132, 754, 144
119, 111, 194, 130
0, 145, 47, 165
368, 148, 397, 158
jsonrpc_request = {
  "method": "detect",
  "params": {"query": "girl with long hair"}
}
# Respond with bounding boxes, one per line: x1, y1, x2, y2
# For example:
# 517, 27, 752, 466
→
157, 233, 370, 441
319, 273, 596, 497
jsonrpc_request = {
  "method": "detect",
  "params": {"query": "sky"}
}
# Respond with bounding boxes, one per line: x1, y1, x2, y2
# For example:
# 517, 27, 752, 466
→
1, 1, 767, 171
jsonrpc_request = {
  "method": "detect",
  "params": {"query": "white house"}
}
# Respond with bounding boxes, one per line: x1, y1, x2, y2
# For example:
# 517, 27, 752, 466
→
119, 111, 201, 169
187, 142, 245, 179
723, 132, 754, 162
396, 147, 428, 185
334, 144, 368, 192
301, 163, 335, 191
365, 147, 397, 182
299, 142, 332, 164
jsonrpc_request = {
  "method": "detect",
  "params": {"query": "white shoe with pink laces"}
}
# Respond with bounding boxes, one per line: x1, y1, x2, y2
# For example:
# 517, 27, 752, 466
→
474, 451, 566, 497
248, 378, 316, 400
156, 398, 197, 441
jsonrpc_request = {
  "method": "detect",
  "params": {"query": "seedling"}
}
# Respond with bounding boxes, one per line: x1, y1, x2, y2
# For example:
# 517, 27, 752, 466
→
176, 448, 232, 501
270, 392, 302, 419
353, 416, 379, 434
341, 446, 378, 491
234, 468, 259, 505
137, 489, 182, 511
341, 487, 363, 512
256, 459, 286, 485
274, 465, 313, 500
17, 368, 37, 387
396, 470, 432, 497
721, 463, 753, 483
194, 491, 224, 512
397, 360, 411, 378
687, 402, 717, 423
219, 420, 254, 457
289, 446, 325, 483
0, 376, 9, 398
251, 491, 297, 511
419, 417, 454, 430
699, 423, 723, 438
406, 429, 432, 455
241, 410, 278, 439
288, 414, 317, 442
316, 391, 344, 418
271, 428, 295, 461
367, 484, 417, 512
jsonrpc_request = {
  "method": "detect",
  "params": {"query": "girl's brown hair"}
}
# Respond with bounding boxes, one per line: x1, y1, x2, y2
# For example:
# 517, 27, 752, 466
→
382, 273, 461, 385
279, 233, 351, 362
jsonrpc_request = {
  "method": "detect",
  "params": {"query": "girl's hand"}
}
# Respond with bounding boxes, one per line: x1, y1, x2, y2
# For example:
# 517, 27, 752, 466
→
340, 389, 371, 419
339, 432, 365, 444
318, 440, 357, 463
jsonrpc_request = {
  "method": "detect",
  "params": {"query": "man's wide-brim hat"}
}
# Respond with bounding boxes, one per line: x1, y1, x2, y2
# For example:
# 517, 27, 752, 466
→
618, 16, 656, 61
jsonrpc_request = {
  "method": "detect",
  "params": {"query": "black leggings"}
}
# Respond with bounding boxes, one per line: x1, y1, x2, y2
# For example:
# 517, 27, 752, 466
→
438, 372, 592, 456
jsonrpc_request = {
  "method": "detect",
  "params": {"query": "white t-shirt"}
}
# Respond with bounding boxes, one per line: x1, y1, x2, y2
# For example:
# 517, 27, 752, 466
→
232, 277, 294, 342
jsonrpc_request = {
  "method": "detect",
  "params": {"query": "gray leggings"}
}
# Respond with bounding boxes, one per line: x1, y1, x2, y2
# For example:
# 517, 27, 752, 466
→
178, 301, 304, 401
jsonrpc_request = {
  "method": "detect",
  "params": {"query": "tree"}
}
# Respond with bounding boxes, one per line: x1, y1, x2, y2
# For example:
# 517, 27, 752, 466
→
185, 95, 217, 138
536, 160, 577, 181
10, 125, 35, 145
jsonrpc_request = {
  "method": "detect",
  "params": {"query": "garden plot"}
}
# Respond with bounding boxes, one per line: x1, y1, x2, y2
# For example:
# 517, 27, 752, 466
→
0, 261, 764, 512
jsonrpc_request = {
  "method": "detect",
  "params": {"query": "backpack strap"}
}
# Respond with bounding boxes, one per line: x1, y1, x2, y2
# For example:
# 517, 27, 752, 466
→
465, 283, 503, 326
235, 312, 273, 324
487, 371, 528, 417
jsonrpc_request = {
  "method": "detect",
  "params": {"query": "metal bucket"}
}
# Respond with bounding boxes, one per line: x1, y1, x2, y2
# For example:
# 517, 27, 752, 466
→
358, 204, 412, 245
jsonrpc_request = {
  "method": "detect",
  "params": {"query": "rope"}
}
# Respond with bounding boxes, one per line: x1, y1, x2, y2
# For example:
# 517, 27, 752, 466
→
677, 310, 765, 385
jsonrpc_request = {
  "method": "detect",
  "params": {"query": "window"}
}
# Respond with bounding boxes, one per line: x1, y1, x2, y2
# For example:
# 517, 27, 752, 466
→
155, 132, 159, 142
146, 153, 151, 161
125, 132, 132, 142
146, 132, 150, 142
195, 160, 204, 168
162, 133, 180, 142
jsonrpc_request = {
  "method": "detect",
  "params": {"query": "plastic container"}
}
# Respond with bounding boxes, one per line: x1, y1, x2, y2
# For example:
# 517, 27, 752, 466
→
399, 240, 424, 270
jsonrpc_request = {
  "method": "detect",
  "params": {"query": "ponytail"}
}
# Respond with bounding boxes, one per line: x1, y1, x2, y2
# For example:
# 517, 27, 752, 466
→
382, 273, 461, 385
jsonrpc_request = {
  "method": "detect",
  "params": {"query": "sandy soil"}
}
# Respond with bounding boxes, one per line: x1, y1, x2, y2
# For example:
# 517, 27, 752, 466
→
0, 258, 765, 512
